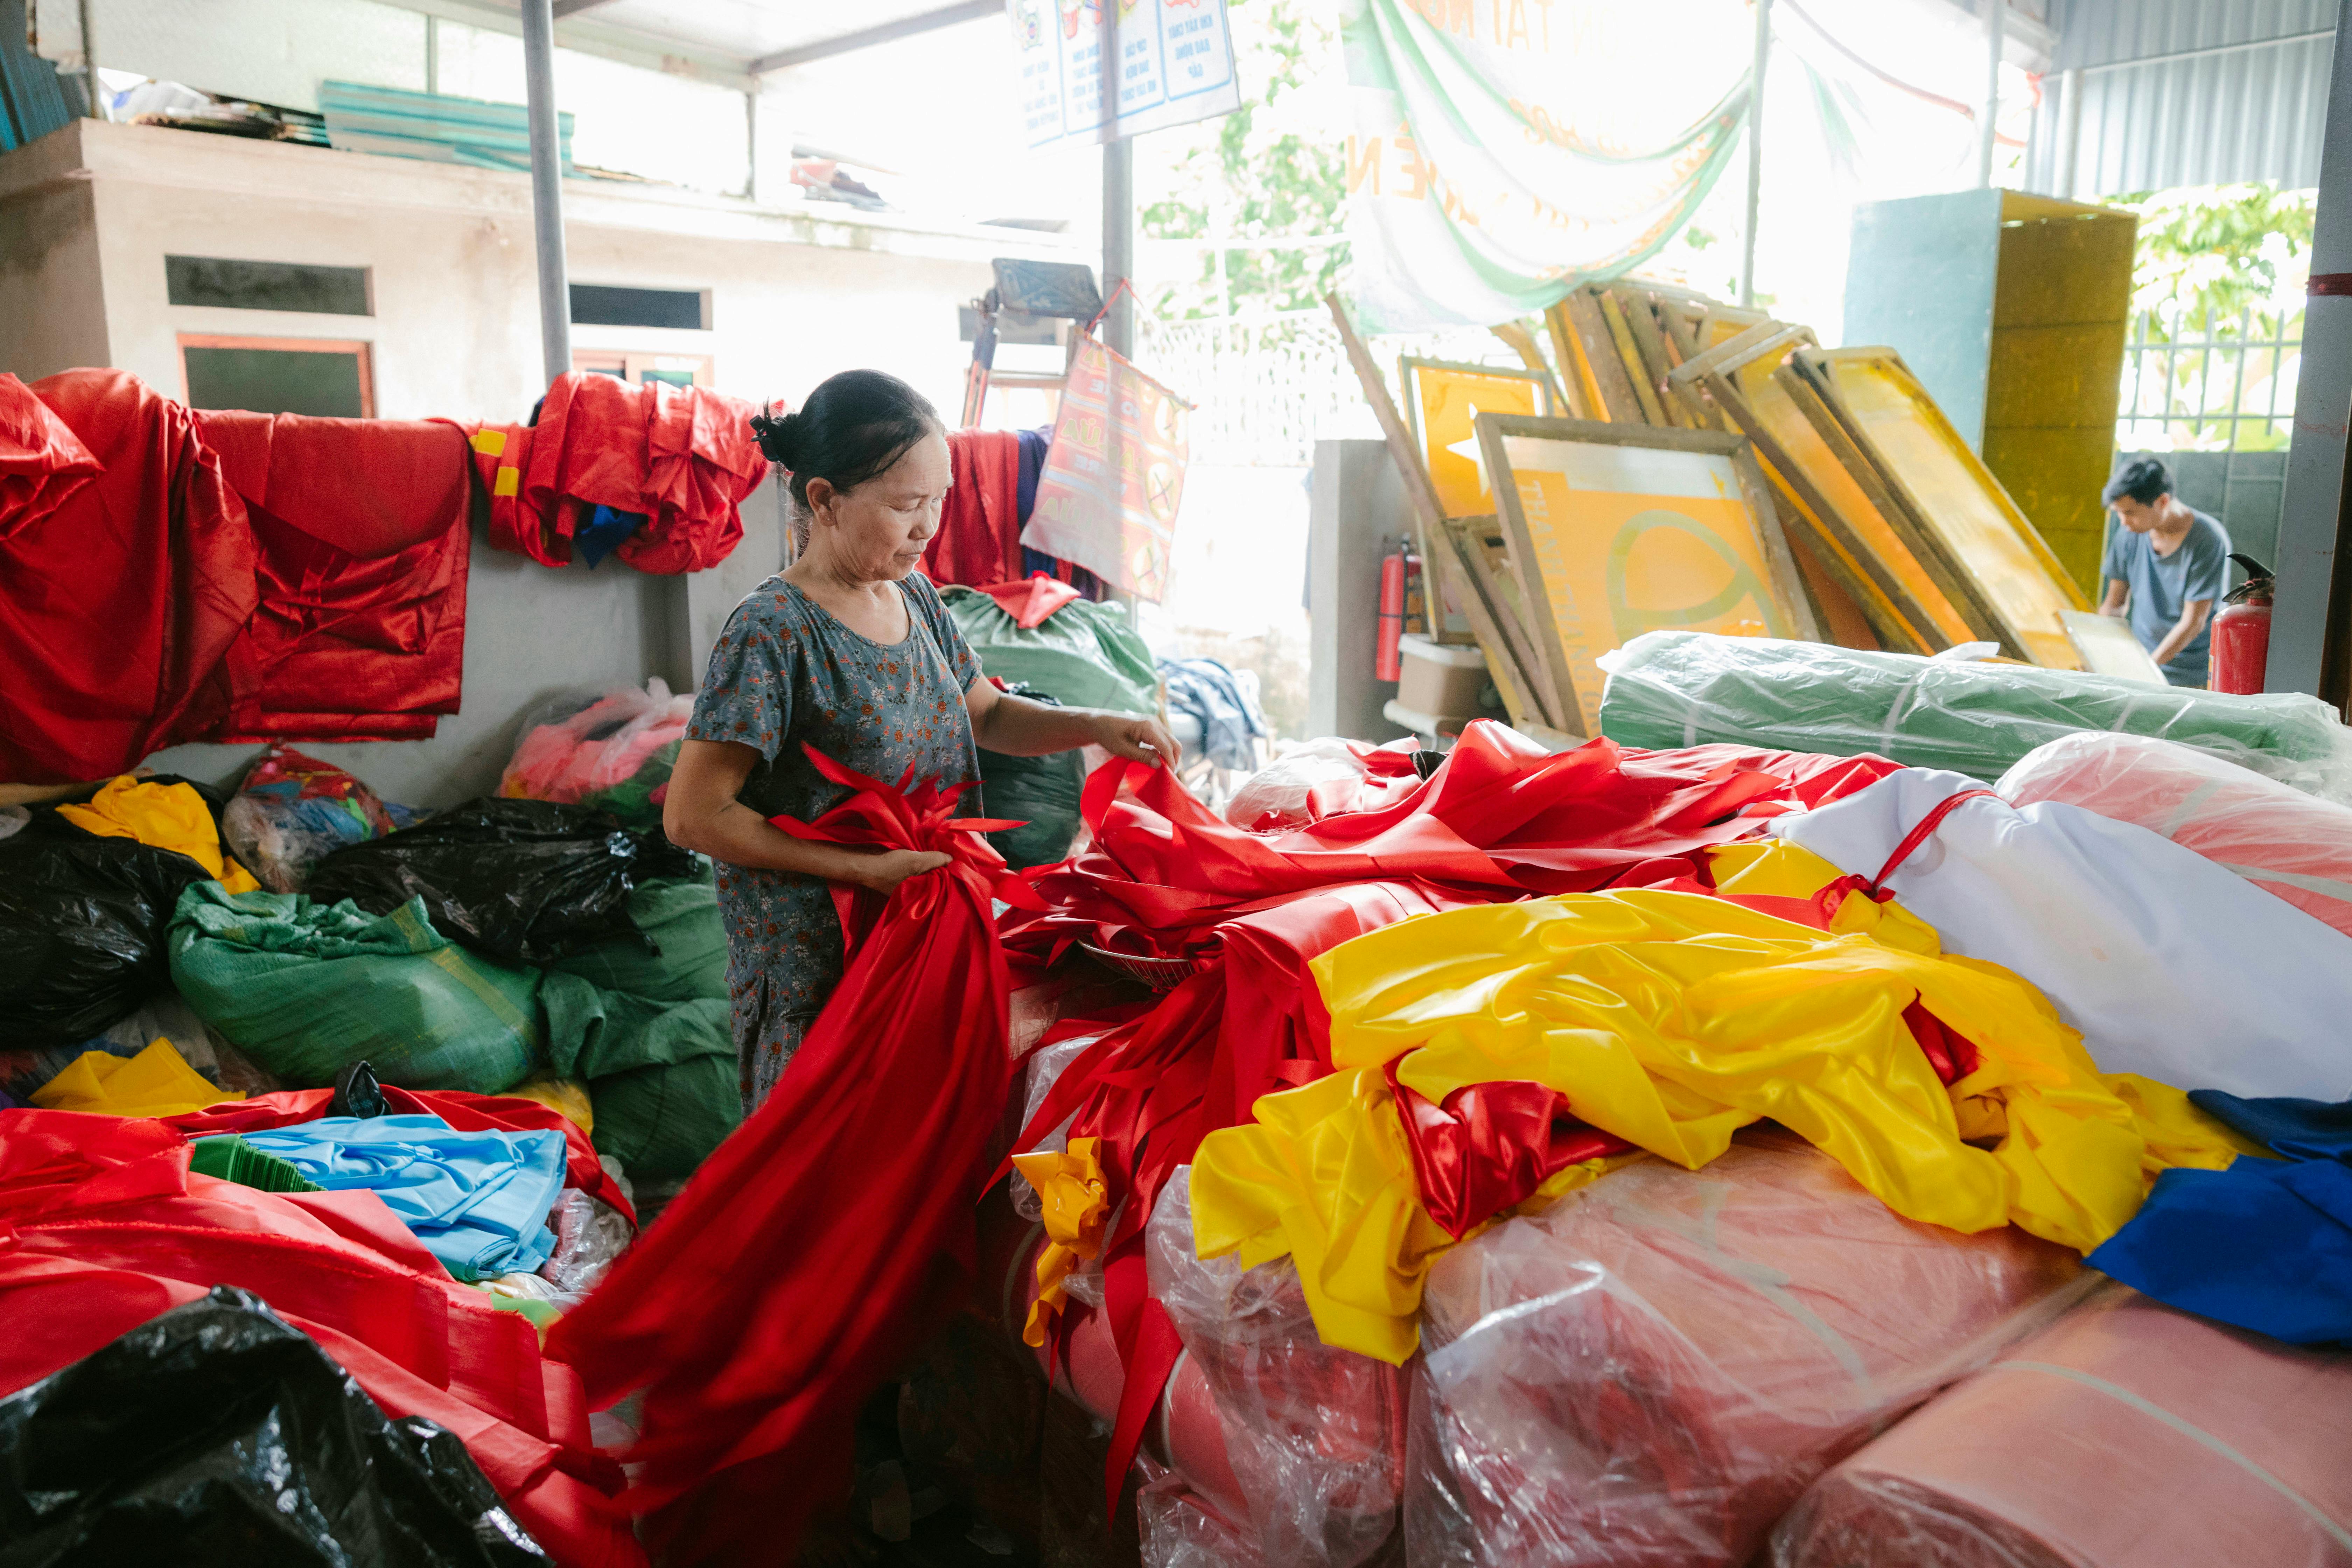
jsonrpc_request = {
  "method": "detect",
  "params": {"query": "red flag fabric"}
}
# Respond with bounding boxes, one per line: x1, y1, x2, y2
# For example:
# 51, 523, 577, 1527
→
486, 373, 765, 573
0, 371, 100, 533
980, 572, 1084, 628
0, 1110, 641, 1568
544, 749, 1037, 1564
920, 429, 1025, 589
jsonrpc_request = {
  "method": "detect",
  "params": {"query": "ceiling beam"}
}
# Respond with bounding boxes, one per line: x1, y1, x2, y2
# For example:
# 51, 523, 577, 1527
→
366, 0, 756, 90
749, 1, 1002, 75
551, 0, 620, 15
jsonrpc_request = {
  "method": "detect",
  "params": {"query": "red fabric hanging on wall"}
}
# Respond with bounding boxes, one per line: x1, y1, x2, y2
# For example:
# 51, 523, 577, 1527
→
921, 428, 1025, 589
0, 370, 259, 782
546, 750, 1035, 1564
489, 372, 765, 573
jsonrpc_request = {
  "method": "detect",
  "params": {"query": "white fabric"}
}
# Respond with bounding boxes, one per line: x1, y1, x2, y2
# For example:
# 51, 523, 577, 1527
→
1773, 768, 2352, 1101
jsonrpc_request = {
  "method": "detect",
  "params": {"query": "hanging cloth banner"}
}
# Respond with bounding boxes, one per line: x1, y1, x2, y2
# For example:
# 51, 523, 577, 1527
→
1344, 0, 1754, 333
1008, 0, 1242, 149
1020, 336, 1191, 603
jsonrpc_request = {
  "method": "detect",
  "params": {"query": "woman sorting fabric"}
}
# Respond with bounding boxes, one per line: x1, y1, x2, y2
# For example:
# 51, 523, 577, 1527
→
663, 368, 1178, 1116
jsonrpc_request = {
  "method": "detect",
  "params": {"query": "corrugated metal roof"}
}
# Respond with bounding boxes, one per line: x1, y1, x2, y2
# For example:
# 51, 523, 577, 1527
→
2025, 0, 2335, 195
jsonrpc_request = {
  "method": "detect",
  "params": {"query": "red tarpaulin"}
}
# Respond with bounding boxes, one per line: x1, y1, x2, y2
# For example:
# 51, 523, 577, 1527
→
474, 373, 765, 574
546, 751, 1035, 1564
0, 1109, 643, 1567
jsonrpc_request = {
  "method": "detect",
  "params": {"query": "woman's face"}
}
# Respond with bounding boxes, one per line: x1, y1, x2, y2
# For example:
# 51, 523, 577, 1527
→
807, 432, 952, 582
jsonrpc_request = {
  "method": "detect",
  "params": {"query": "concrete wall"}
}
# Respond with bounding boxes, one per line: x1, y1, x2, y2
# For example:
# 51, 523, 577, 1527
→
1308, 440, 1412, 743
2, 119, 1074, 805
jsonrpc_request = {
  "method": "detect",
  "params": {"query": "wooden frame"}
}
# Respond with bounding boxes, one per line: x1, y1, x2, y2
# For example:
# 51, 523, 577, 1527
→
177, 334, 374, 417
1440, 513, 1568, 730
1668, 321, 1974, 657
1399, 356, 1557, 521
1487, 321, 1572, 414
1474, 413, 1819, 734
1789, 346, 2088, 668
1547, 290, 1646, 422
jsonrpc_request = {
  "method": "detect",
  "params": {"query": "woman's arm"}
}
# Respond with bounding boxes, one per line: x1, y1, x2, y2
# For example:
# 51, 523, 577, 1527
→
964, 680, 1182, 767
662, 738, 947, 892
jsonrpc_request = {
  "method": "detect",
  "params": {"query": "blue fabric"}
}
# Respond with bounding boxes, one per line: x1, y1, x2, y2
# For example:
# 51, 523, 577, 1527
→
2101, 507, 2229, 685
576, 504, 648, 568
2088, 1090, 2352, 1345
1015, 426, 1050, 523
240, 1113, 569, 1282
1157, 657, 1270, 771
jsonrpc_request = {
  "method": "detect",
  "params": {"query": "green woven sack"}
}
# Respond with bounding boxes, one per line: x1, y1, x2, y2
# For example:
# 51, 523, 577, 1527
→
941, 585, 1157, 715
540, 973, 738, 1177
168, 885, 544, 1093
1597, 630, 2352, 797
548, 875, 726, 1002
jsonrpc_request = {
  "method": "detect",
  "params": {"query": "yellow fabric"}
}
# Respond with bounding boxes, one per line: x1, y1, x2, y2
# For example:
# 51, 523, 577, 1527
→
471, 427, 507, 456
1195, 882, 2251, 1363
494, 466, 520, 497
503, 1074, 595, 1135
56, 776, 260, 894
1192, 1065, 1621, 1365
32, 1038, 245, 1119
1012, 1137, 1109, 1348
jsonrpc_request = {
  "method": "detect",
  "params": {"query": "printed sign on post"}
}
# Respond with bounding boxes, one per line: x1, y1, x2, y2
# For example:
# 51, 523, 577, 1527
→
1020, 336, 1190, 602
1006, 0, 1242, 149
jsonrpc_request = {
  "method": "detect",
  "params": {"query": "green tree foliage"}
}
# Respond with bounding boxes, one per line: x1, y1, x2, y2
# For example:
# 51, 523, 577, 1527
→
1139, 0, 1349, 320
2120, 182, 2315, 334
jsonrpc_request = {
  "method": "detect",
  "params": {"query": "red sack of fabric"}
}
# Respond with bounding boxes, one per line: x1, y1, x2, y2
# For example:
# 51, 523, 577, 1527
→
1406, 1129, 2084, 1568
500, 373, 764, 574
1769, 1287, 2352, 1568
0, 1110, 643, 1568
0, 371, 101, 534
0, 370, 258, 781
920, 428, 1024, 589
192, 407, 472, 743
544, 749, 1036, 1564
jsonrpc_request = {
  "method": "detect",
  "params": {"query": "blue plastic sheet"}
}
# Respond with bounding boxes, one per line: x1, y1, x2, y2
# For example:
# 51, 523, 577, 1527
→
240, 1113, 569, 1282
2087, 1091, 2352, 1345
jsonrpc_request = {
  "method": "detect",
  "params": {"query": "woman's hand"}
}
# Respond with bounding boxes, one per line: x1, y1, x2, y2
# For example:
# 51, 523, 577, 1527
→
1092, 712, 1183, 769
852, 848, 952, 894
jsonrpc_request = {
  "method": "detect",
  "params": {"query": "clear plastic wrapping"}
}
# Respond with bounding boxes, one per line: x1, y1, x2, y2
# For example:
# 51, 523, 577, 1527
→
1009, 1031, 1108, 1224
1148, 1169, 1408, 1568
1596, 630, 2352, 804
498, 681, 693, 829
1139, 1471, 1267, 1568
1997, 730, 2352, 939
1406, 1130, 2091, 1568
222, 745, 400, 893
1769, 1286, 2352, 1568
537, 1187, 634, 1298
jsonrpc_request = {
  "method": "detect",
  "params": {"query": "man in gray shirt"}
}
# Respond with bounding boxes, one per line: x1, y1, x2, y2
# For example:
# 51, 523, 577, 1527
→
2097, 456, 2231, 687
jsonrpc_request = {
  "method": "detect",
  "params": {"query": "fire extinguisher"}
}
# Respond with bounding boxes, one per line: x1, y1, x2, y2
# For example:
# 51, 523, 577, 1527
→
1376, 540, 1408, 681
2210, 553, 2274, 695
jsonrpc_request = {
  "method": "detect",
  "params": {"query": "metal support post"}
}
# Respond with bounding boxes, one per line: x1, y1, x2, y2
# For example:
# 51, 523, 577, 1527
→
520, 0, 573, 388
1103, 135, 1135, 359
2054, 66, 2081, 198
1977, 0, 2004, 188
1739, 0, 1770, 308
2269, 0, 2352, 698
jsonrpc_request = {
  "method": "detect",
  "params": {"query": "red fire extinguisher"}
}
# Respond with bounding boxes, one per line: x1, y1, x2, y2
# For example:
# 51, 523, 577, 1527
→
1376, 540, 1408, 681
2210, 553, 2274, 695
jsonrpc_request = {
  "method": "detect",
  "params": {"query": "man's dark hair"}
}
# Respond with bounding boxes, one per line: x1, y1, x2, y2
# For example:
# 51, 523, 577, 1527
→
2102, 456, 2172, 507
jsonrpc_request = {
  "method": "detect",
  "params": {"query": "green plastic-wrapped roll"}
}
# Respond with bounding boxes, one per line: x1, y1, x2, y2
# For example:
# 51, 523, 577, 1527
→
169, 886, 546, 1093
941, 585, 1158, 715
1597, 631, 2352, 797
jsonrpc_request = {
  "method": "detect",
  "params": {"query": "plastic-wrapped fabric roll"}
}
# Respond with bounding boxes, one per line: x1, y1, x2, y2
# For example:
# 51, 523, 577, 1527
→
1998, 730, 2352, 940
1768, 1287, 2352, 1568
1596, 631, 2352, 802
1405, 1130, 2089, 1568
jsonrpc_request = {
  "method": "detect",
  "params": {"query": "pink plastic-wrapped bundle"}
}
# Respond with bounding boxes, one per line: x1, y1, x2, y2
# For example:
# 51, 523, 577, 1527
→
1406, 1130, 2089, 1568
1996, 731, 2352, 939
1770, 1287, 2352, 1568
1148, 1170, 1409, 1568
498, 680, 692, 825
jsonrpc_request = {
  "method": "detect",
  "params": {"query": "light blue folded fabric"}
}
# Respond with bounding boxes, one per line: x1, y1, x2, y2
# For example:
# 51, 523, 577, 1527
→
243, 1113, 569, 1282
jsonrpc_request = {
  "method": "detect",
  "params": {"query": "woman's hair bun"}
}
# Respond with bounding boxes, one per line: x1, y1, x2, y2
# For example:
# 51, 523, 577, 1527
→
749, 405, 804, 467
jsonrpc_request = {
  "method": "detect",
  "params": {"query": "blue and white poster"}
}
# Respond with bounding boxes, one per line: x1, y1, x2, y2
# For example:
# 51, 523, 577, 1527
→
1006, 0, 1241, 149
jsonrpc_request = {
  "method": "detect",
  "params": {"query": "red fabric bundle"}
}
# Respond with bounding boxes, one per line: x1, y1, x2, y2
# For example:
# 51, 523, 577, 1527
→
1408, 1130, 2084, 1568
0, 1110, 642, 1567
1771, 1288, 2352, 1568
0, 371, 100, 531
0, 370, 257, 781
191, 408, 472, 743
545, 750, 1035, 1564
998, 724, 1904, 1511
920, 429, 1025, 589
486, 373, 765, 573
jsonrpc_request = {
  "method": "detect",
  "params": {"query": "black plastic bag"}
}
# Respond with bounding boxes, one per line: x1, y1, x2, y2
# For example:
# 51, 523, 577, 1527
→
306, 798, 698, 966
0, 1286, 547, 1567
981, 685, 1086, 870
0, 812, 212, 1049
